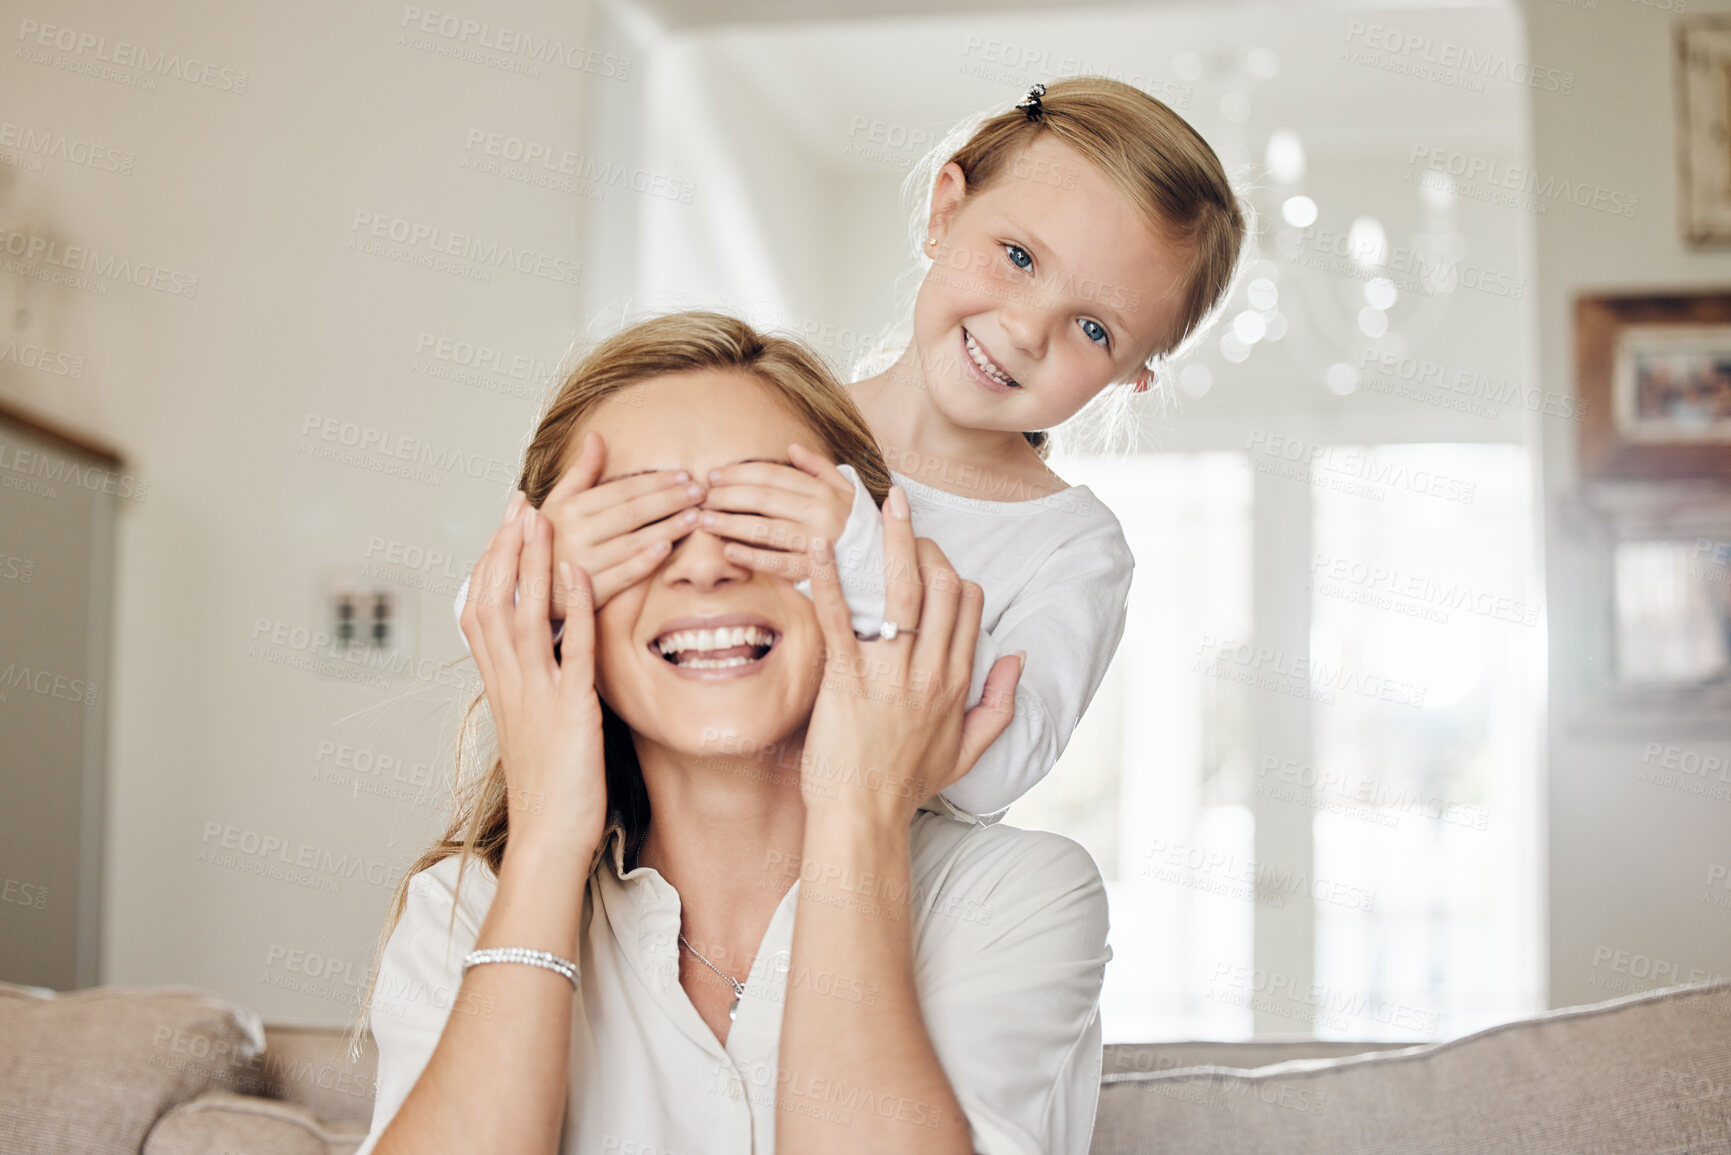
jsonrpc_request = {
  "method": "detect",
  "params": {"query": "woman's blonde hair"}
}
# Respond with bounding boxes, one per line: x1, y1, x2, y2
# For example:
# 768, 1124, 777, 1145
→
343, 311, 890, 1058
863, 76, 1252, 459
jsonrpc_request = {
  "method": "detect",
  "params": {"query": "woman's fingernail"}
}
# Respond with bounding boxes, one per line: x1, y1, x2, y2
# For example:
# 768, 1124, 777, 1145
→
522, 503, 537, 526
674, 470, 690, 483
889, 485, 909, 519
812, 537, 827, 553
507, 490, 525, 515
707, 470, 722, 484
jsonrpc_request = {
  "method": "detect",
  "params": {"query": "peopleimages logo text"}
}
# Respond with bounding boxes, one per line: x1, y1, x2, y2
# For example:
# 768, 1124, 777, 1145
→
15, 19, 249, 91
1343, 21, 1574, 93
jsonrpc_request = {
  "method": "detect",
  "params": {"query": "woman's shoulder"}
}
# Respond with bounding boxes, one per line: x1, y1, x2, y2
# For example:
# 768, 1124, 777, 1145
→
400, 852, 501, 931
908, 812, 1106, 930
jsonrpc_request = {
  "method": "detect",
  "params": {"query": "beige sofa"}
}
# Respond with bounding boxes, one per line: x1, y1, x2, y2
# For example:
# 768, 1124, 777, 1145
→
1, 978, 1727, 1153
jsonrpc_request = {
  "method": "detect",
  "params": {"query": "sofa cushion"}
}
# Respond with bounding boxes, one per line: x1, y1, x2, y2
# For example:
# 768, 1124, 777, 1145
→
142, 1091, 367, 1155
1090, 980, 1731, 1154
0, 981, 266, 1155
250, 1024, 378, 1129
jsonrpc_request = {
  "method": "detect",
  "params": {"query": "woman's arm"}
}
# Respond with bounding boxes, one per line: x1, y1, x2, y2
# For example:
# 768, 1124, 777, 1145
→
776, 487, 1020, 1155
371, 842, 585, 1155
371, 492, 610, 1155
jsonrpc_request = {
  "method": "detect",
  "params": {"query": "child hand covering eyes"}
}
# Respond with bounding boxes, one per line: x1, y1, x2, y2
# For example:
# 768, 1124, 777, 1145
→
451, 453, 1131, 823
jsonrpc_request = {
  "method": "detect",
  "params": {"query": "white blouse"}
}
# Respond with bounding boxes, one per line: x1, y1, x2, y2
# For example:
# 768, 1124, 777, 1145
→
354, 809, 1111, 1155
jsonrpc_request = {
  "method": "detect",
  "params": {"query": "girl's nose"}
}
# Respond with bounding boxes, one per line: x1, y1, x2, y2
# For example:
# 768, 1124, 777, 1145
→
998, 304, 1049, 361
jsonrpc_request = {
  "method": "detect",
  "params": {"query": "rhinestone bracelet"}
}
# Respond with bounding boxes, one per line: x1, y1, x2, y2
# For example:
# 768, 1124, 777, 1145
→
461, 947, 579, 988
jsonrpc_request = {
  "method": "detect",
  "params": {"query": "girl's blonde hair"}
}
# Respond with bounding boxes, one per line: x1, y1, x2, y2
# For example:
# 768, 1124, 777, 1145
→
862, 76, 1252, 458
343, 311, 890, 1059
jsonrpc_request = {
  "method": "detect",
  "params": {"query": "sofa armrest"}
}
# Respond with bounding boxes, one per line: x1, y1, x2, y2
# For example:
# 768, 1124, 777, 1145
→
249, 1024, 379, 1129
143, 1091, 368, 1155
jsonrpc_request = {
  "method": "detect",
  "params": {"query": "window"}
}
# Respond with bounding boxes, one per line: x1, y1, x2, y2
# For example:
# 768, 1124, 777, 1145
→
1008, 444, 1542, 1043
1309, 443, 1543, 1039
1007, 452, 1255, 1042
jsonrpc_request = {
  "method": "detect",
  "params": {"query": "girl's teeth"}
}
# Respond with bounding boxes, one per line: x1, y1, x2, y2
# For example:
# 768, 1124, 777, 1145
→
965, 331, 1014, 384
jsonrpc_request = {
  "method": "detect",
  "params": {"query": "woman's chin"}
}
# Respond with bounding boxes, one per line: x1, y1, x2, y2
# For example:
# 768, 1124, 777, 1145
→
679, 719, 800, 762
636, 688, 808, 767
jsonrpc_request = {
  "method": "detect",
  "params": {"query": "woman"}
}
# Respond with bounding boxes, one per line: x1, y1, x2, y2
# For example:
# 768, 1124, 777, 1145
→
350, 313, 1111, 1155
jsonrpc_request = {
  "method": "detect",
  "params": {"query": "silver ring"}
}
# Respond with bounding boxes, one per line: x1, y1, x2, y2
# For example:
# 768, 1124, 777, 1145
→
879, 620, 919, 641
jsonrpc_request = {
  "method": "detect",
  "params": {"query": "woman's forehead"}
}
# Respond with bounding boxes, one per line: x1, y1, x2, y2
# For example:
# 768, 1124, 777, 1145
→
573, 368, 814, 477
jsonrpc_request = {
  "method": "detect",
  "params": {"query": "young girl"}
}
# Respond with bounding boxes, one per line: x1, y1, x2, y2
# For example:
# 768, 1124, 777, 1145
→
455, 77, 1247, 822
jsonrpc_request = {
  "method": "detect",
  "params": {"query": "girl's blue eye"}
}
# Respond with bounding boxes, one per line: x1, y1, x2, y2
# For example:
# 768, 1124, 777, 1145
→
1080, 318, 1110, 348
1003, 243, 1033, 270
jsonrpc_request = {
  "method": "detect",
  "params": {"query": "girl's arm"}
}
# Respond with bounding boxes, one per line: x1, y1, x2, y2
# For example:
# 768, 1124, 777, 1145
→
777, 489, 1020, 1155
367, 493, 611, 1155
937, 518, 1134, 820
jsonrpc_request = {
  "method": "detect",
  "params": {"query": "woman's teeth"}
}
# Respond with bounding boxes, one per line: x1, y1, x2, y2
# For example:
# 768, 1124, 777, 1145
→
656, 625, 775, 668
964, 330, 1018, 387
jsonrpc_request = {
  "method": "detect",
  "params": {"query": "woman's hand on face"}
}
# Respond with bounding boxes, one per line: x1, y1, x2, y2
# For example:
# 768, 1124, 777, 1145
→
800, 485, 1024, 826
538, 429, 709, 618
701, 442, 855, 584
460, 490, 610, 862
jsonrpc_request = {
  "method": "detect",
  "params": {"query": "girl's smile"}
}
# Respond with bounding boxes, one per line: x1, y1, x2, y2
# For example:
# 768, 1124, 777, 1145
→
962, 327, 1022, 392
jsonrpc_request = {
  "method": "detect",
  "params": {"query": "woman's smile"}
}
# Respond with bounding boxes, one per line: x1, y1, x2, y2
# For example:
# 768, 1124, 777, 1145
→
647, 612, 782, 681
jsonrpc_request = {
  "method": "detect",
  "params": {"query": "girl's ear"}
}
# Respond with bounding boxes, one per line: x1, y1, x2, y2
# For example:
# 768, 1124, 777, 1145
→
1129, 365, 1157, 394
926, 162, 969, 247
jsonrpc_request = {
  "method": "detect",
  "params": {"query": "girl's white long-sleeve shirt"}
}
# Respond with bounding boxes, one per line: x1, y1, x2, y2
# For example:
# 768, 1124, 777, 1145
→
872, 468, 1134, 820
451, 465, 1134, 822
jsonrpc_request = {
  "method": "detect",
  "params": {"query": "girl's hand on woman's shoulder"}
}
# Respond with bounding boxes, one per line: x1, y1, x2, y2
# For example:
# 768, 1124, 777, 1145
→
799, 484, 1024, 827
460, 490, 610, 864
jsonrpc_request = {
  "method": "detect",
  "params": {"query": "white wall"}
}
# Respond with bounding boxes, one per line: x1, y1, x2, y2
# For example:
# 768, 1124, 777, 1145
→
1520, 0, 1731, 1007
0, 0, 601, 1022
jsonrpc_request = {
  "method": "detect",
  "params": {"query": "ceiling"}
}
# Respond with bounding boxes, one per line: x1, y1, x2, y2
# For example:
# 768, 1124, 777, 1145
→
649, 0, 1528, 178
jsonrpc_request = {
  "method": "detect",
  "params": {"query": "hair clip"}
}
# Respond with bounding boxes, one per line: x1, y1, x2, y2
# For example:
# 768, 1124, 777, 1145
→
1016, 83, 1047, 122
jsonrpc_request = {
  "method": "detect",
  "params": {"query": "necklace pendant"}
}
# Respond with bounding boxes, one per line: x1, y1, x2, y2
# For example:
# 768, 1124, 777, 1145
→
728, 995, 740, 1021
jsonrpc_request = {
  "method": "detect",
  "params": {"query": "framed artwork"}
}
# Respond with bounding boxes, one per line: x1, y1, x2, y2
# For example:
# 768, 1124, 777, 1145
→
1576, 292, 1731, 480
1676, 16, 1731, 246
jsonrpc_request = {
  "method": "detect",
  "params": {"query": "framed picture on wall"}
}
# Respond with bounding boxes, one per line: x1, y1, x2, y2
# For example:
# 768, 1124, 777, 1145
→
1676, 16, 1731, 246
1577, 292, 1731, 480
